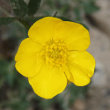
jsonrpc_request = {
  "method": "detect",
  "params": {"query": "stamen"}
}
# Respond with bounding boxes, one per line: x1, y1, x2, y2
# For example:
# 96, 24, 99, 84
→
42, 40, 68, 67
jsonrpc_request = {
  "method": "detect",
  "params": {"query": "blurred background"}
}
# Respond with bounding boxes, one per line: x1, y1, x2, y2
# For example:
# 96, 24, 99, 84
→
0, 0, 110, 110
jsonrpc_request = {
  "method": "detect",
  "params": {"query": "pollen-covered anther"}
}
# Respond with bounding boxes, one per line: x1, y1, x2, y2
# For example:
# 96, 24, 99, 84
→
42, 40, 68, 66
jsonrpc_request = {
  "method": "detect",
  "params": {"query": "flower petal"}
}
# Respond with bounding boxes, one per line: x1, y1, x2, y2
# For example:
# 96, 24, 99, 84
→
54, 21, 90, 50
15, 38, 41, 61
28, 65, 67, 99
15, 38, 42, 77
15, 53, 43, 77
28, 17, 62, 44
66, 51, 95, 86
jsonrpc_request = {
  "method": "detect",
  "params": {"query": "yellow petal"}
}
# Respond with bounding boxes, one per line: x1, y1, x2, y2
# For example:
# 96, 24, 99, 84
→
15, 38, 41, 61
15, 38, 42, 77
15, 53, 43, 77
28, 17, 62, 44
28, 65, 67, 99
66, 51, 95, 86
54, 21, 90, 50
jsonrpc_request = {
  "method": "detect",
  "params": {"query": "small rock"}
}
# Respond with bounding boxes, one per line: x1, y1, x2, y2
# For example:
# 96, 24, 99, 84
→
72, 99, 86, 110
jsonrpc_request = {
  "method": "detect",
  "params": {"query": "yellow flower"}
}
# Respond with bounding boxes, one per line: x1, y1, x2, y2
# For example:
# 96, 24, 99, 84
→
15, 17, 95, 99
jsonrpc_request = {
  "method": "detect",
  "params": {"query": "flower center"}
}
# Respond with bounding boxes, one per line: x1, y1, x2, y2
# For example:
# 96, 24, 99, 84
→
42, 40, 68, 67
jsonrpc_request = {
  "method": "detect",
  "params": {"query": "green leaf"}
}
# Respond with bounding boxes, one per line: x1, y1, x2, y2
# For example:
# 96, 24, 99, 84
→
74, 7, 81, 21
57, 17, 71, 21
82, 1, 99, 14
0, 17, 15, 25
0, 59, 10, 75
6, 61, 17, 87
18, 16, 44, 29
10, 0, 28, 17
68, 84, 88, 105
28, 0, 41, 16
